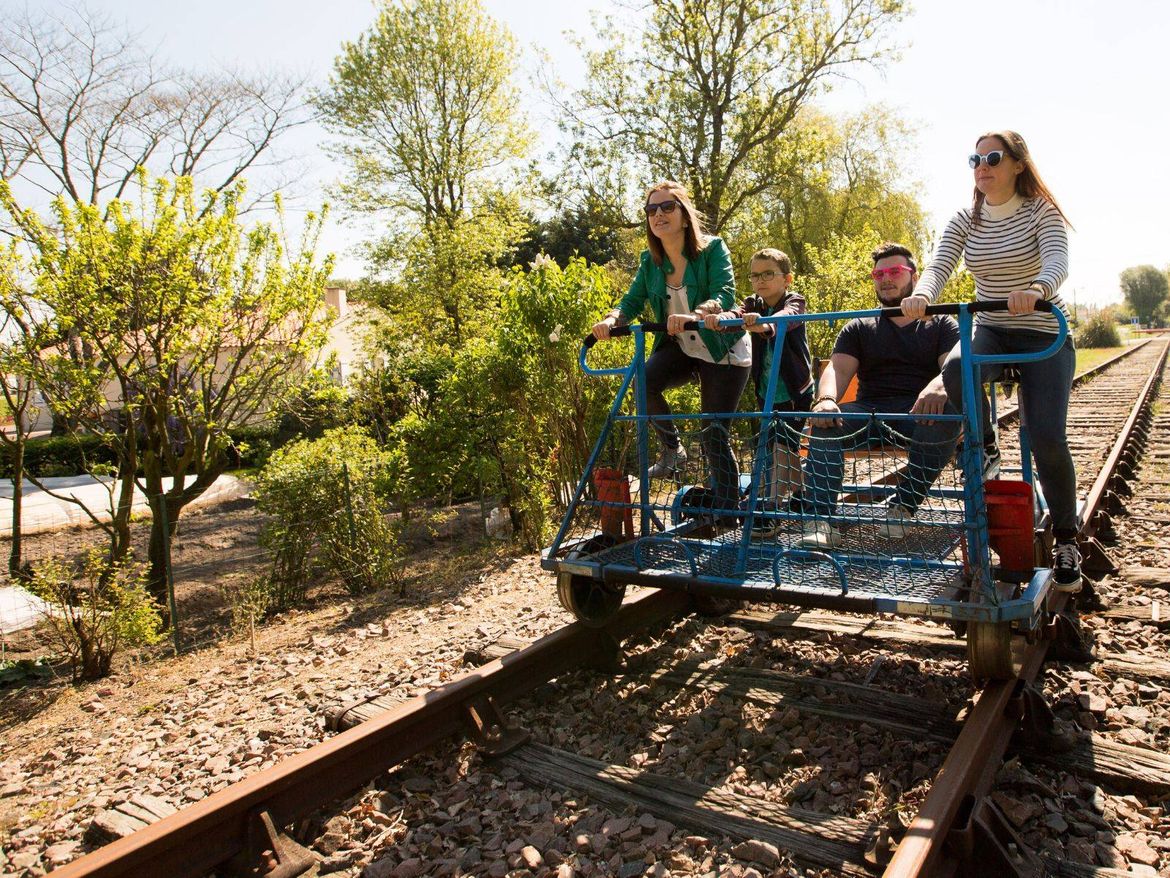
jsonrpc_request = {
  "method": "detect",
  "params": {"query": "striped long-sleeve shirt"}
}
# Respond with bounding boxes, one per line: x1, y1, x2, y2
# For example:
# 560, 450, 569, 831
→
914, 193, 1070, 333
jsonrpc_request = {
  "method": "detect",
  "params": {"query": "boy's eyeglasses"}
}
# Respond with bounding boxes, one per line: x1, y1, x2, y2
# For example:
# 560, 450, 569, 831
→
968, 150, 1005, 169
643, 200, 681, 216
870, 265, 914, 280
748, 270, 781, 282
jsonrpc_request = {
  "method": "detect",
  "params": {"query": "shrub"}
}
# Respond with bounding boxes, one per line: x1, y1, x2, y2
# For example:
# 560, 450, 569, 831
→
0, 433, 117, 479
28, 551, 164, 681
1076, 313, 1121, 348
0, 425, 279, 478
221, 575, 271, 654
253, 427, 405, 609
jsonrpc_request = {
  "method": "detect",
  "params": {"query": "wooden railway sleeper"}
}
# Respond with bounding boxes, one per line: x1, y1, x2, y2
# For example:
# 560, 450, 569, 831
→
224, 808, 316, 878
463, 695, 529, 757
946, 793, 1042, 878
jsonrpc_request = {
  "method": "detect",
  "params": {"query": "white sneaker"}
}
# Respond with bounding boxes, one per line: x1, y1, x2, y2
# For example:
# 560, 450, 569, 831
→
800, 519, 840, 550
877, 503, 912, 539
982, 445, 1002, 480
647, 444, 687, 479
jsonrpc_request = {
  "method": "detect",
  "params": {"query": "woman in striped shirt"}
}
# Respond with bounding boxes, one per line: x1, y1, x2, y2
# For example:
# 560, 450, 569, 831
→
900, 130, 1080, 591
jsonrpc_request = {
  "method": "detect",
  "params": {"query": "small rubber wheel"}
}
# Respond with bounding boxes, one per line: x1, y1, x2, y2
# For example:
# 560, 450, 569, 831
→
967, 621, 1023, 681
558, 572, 625, 627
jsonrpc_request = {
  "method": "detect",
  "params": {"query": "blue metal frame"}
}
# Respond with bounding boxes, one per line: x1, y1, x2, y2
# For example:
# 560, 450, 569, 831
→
546, 304, 1069, 625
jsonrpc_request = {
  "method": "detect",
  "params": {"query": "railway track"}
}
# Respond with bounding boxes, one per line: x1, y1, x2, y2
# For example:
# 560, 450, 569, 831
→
47, 339, 1169, 878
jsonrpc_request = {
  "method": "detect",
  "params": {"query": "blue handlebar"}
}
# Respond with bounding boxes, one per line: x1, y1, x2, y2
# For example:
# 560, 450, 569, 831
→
578, 301, 1068, 375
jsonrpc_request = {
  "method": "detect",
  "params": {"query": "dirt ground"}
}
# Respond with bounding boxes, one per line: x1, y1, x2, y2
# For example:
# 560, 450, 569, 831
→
0, 492, 567, 745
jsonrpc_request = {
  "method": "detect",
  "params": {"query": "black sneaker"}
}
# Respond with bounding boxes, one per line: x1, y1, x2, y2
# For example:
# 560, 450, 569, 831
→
750, 503, 781, 539
1051, 541, 1082, 593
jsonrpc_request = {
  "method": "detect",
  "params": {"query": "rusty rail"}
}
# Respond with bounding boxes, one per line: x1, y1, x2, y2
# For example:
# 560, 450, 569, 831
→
883, 339, 1168, 878
48, 589, 690, 878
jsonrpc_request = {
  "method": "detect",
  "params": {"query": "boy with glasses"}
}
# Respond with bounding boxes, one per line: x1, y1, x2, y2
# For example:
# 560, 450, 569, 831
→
704, 248, 813, 535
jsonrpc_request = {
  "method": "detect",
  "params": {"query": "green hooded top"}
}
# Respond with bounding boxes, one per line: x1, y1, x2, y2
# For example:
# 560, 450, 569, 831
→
610, 235, 746, 362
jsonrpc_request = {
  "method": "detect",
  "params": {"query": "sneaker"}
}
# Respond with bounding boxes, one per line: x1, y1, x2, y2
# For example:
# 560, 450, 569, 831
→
982, 444, 1002, 480
1051, 541, 1082, 593
647, 444, 687, 479
800, 519, 841, 550
877, 502, 912, 539
750, 513, 780, 540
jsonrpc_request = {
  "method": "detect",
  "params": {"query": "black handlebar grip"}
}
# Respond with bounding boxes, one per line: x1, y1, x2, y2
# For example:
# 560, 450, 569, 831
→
878, 299, 1055, 317
582, 320, 702, 348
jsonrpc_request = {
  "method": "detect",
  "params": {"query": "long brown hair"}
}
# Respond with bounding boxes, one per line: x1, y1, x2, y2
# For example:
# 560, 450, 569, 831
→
971, 130, 1072, 229
643, 181, 708, 266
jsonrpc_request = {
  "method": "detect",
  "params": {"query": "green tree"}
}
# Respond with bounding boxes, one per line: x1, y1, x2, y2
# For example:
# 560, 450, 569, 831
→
570, 0, 906, 232
1, 175, 333, 616
1119, 264, 1169, 326
316, 0, 533, 345
796, 228, 972, 360
725, 106, 929, 275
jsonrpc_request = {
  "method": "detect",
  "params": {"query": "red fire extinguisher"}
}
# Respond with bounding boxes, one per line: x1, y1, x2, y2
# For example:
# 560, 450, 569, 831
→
593, 466, 634, 541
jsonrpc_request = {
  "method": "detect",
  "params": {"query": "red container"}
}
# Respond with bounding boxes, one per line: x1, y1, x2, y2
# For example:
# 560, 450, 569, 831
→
593, 466, 634, 541
984, 479, 1035, 571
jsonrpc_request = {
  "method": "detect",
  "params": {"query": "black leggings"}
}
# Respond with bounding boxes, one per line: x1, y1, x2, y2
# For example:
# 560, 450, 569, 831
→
644, 338, 750, 512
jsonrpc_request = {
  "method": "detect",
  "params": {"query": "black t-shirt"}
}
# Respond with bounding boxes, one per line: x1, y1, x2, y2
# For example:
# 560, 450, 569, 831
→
833, 315, 960, 403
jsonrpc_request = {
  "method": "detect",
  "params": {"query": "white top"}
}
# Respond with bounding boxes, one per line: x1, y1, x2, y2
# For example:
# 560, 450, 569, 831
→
915, 193, 1070, 333
667, 284, 750, 366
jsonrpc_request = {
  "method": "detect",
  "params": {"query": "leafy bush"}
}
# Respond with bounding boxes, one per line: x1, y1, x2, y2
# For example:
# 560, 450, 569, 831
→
253, 427, 405, 609
797, 229, 885, 361
28, 551, 164, 681
438, 256, 620, 548
1076, 312, 1121, 348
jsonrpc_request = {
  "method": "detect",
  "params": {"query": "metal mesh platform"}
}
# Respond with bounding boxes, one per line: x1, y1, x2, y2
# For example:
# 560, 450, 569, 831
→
585, 499, 968, 603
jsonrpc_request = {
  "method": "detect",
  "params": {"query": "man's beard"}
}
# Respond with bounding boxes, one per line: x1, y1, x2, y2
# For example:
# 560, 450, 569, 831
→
877, 283, 914, 308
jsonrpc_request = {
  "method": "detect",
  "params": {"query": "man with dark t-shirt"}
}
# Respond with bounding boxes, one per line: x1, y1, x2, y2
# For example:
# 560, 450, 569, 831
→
800, 242, 961, 549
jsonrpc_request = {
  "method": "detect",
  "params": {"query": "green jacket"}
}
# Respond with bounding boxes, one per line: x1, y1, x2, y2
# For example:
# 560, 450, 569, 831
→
612, 236, 745, 362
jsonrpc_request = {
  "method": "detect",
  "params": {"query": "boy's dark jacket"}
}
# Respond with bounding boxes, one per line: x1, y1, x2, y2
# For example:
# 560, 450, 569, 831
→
732, 290, 814, 407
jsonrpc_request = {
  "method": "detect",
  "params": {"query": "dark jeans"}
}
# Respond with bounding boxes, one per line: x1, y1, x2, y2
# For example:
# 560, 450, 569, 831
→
942, 324, 1077, 533
644, 338, 750, 513
764, 389, 814, 452
804, 397, 961, 517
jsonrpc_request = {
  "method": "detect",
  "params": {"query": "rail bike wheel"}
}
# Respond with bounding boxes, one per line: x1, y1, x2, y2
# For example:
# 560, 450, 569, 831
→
966, 620, 1024, 680
558, 571, 625, 627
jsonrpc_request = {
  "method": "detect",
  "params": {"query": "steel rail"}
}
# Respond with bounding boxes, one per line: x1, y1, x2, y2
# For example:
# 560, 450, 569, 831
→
882, 339, 1168, 878
48, 589, 690, 878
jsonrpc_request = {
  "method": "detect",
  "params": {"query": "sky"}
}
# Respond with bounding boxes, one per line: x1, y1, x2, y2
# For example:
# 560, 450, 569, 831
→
21, 0, 1170, 306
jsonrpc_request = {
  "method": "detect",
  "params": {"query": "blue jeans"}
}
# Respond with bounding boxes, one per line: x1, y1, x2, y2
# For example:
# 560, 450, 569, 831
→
804, 397, 961, 517
942, 324, 1077, 533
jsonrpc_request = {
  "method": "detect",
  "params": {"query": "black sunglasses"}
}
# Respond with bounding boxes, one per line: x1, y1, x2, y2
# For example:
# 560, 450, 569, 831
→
968, 150, 1005, 169
643, 200, 681, 216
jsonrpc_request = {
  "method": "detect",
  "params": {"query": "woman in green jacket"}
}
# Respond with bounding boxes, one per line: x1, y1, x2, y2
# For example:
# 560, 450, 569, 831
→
592, 181, 750, 519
